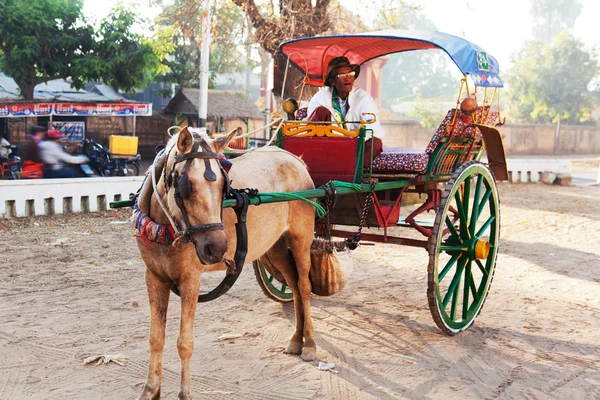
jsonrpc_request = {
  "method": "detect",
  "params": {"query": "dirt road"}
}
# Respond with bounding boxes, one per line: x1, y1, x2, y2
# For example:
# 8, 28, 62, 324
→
1, 183, 599, 399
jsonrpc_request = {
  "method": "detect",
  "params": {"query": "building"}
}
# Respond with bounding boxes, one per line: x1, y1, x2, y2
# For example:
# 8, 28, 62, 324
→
0, 72, 155, 146
164, 88, 265, 136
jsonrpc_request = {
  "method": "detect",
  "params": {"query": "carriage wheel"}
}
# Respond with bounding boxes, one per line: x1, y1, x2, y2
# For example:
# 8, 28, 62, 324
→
428, 161, 499, 335
252, 260, 294, 303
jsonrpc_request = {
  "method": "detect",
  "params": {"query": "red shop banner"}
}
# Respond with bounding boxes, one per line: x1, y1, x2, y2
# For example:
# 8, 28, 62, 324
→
0, 102, 152, 117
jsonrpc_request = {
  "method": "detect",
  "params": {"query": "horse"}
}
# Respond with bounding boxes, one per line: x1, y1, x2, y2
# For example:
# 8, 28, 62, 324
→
135, 127, 317, 399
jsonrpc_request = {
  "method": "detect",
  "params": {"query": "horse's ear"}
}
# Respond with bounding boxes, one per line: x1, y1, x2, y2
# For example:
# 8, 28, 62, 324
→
177, 127, 193, 153
213, 129, 238, 154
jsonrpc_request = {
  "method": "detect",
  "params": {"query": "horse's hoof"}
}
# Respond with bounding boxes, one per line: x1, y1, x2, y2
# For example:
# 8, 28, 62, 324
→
300, 346, 317, 361
178, 389, 191, 400
284, 341, 303, 355
139, 389, 160, 400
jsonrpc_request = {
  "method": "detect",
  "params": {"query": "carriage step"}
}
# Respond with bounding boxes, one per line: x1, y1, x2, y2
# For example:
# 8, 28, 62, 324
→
397, 217, 435, 228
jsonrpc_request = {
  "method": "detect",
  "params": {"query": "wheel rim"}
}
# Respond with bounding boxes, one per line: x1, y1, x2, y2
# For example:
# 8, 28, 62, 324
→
126, 163, 139, 176
254, 260, 293, 302
429, 162, 499, 333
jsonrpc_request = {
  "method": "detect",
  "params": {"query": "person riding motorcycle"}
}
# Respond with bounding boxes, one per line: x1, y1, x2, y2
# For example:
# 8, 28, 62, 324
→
39, 130, 89, 178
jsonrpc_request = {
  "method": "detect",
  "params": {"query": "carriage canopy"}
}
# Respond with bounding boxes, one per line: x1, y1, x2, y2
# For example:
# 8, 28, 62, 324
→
278, 29, 503, 88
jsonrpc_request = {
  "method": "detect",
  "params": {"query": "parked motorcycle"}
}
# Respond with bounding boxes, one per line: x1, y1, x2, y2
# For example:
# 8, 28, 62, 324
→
79, 139, 140, 177
0, 138, 22, 179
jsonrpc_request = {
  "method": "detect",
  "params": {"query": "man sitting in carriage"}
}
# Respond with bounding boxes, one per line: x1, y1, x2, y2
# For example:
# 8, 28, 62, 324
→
306, 56, 385, 166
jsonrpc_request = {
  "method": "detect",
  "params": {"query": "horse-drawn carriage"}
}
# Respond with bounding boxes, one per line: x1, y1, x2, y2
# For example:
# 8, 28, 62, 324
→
112, 30, 507, 398
251, 30, 507, 335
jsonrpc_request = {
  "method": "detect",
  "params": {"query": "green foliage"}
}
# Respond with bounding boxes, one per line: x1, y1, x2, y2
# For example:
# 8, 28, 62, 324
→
93, 7, 165, 95
409, 97, 451, 129
506, 32, 599, 125
530, 0, 582, 43
0, 0, 95, 98
0, 0, 163, 99
154, 0, 250, 93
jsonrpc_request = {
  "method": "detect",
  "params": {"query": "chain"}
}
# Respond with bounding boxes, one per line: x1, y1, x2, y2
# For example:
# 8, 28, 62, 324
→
324, 181, 337, 241
346, 181, 376, 250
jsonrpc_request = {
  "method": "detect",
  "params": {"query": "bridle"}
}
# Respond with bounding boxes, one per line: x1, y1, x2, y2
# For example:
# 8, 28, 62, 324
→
165, 132, 231, 245
155, 131, 250, 303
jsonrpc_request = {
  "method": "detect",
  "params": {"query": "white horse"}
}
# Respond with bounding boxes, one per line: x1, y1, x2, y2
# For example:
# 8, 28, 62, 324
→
136, 127, 317, 399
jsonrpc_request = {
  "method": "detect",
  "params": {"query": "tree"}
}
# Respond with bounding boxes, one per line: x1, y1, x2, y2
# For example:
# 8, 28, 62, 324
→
506, 32, 599, 125
0, 0, 163, 100
94, 7, 166, 94
154, 0, 249, 92
232, 0, 332, 55
531, 0, 582, 43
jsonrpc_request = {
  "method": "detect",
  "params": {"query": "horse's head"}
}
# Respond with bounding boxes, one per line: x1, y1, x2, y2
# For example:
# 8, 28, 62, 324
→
163, 127, 237, 264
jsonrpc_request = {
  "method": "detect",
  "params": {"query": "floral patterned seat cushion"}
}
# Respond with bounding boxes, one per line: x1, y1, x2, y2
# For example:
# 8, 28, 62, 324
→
369, 107, 498, 174
371, 152, 430, 173
425, 108, 498, 154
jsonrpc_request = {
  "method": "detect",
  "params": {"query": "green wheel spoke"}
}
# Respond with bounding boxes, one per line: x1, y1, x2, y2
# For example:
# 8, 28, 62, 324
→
442, 256, 467, 308
475, 215, 496, 237
439, 245, 468, 253
445, 216, 461, 241
475, 259, 489, 278
469, 265, 479, 304
476, 189, 493, 221
450, 268, 463, 321
454, 192, 469, 238
463, 178, 471, 222
267, 274, 274, 283
438, 253, 460, 282
463, 261, 472, 319
469, 176, 483, 236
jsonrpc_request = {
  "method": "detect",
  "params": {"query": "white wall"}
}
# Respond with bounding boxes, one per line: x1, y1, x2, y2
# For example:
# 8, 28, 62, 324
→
1, 177, 144, 218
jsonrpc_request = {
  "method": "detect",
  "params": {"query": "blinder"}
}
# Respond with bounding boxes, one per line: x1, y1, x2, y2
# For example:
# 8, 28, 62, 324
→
167, 132, 232, 247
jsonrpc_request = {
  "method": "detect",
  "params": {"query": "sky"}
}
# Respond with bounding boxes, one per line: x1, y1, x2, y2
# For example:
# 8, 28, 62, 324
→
416, 0, 600, 70
83, 0, 600, 74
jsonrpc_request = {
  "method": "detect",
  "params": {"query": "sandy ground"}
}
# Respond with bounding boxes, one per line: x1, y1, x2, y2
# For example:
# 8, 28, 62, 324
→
1, 182, 600, 400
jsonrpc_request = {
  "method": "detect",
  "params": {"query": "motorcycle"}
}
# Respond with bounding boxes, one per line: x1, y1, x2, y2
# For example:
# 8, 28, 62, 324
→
0, 138, 22, 179
79, 139, 141, 177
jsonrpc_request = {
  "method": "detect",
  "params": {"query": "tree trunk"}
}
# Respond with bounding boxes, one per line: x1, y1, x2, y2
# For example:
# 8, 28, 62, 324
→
16, 82, 36, 100
232, 0, 331, 55
554, 112, 561, 154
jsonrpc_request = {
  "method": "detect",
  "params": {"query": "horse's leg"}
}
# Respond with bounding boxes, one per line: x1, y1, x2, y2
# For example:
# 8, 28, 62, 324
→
140, 269, 171, 400
176, 272, 201, 400
263, 239, 303, 355
286, 205, 317, 362
287, 232, 317, 361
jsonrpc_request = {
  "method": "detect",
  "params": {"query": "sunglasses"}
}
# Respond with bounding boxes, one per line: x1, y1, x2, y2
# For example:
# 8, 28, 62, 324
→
336, 71, 356, 79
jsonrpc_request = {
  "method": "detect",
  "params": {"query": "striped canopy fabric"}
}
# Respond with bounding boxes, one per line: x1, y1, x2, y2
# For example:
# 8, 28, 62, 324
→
278, 30, 503, 88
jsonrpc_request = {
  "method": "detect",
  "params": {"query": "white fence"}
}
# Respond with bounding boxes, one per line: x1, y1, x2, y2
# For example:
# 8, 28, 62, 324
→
0, 158, 574, 218
504, 158, 571, 183
1, 176, 144, 218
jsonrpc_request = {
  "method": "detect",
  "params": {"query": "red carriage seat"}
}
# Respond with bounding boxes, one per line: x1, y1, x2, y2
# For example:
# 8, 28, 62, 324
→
370, 107, 498, 174
280, 124, 361, 187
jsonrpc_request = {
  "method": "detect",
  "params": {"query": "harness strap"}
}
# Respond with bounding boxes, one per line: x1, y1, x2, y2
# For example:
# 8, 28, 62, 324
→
171, 189, 251, 303
181, 222, 225, 237
175, 151, 219, 163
